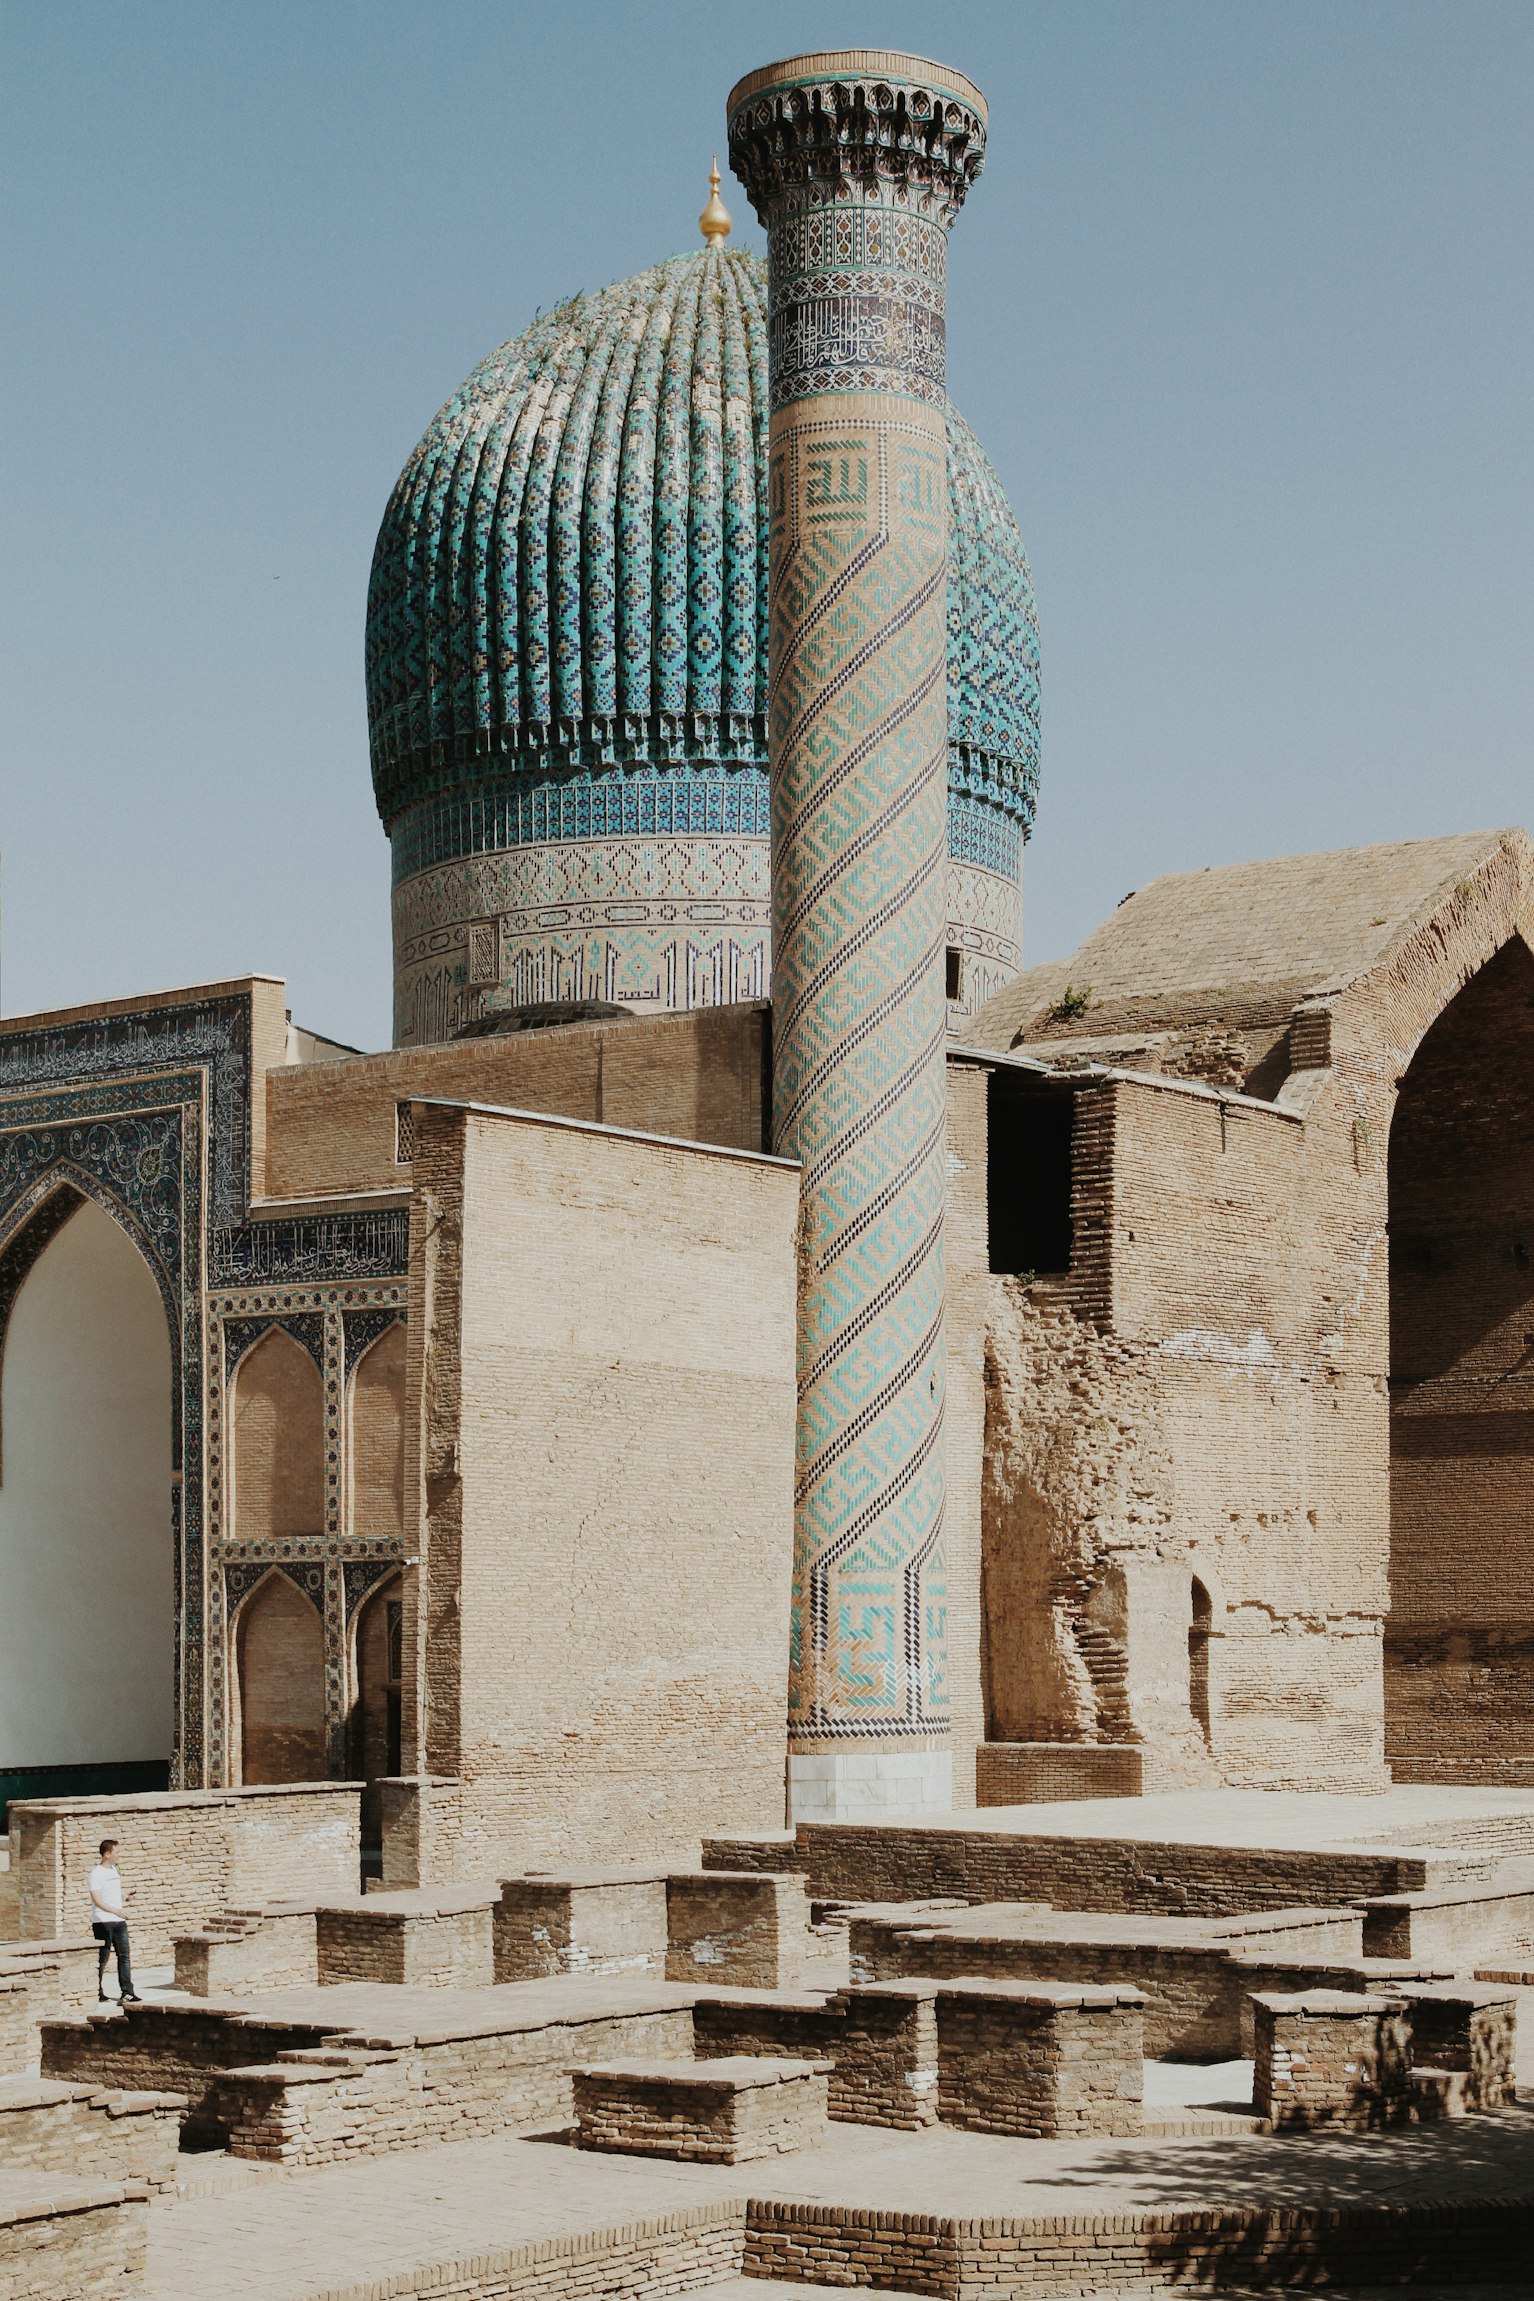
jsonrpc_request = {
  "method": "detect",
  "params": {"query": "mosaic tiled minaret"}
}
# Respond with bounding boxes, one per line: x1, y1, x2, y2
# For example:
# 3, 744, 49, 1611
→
729, 52, 987, 1819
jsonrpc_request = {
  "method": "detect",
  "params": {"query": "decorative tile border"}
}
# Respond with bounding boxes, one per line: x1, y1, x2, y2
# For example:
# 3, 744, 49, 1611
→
2, 988, 410, 1788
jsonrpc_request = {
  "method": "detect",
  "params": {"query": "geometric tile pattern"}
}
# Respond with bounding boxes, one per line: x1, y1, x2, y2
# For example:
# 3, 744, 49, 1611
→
767, 399, 954, 1744
731, 53, 988, 1747
206, 1280, 408, 1786
366, 227, 1037, 1036
0, 989, 410, 1788
391, 827, 771, 1043
772, 400, 952, 1739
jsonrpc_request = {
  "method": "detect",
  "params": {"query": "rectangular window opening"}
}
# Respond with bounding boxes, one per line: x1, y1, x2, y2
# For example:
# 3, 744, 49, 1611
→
395, 1102, 416, 1164
987, 1074, 1075, 1276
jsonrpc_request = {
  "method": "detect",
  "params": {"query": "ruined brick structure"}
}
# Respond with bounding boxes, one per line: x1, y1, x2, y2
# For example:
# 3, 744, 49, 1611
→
964, 828, 1534, 1793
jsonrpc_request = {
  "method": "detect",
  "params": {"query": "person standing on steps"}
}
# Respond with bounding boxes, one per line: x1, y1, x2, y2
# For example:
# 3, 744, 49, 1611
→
88, 1838, 140, 2004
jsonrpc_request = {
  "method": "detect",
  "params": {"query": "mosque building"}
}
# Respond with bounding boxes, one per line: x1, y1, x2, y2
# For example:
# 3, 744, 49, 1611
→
2, 50, 1531, 1884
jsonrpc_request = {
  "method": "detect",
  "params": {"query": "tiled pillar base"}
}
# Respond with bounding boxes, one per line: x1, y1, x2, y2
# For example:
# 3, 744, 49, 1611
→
789, 1746, 952, 1824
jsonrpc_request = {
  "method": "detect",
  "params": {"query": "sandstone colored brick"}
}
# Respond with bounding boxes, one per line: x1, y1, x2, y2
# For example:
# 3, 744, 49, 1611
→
315, 1887, 495, 1987
1252, 1989, 1413, 2129
0, 2173, 150, 2301
0, 2076, 184, 2188
495, 1871, 669, 1982
401, 1103, 798, 1882
10, 1785, 361, 1963
665, 1872, 811, 1989
571, 2055, 829, 2162
933, 1978, 1144, 2138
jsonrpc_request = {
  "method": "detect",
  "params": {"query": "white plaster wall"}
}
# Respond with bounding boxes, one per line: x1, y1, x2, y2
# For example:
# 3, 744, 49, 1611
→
0, 1199, 174, 1765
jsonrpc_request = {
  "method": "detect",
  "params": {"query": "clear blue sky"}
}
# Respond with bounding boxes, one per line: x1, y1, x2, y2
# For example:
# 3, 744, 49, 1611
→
4, 2, 1530, 1049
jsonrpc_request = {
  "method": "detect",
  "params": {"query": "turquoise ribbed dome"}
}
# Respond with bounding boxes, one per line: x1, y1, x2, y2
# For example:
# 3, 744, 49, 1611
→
365, 246, 1039, 884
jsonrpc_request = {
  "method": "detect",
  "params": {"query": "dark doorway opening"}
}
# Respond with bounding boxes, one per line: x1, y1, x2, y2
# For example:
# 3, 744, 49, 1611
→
988, 1071, 1075, 1277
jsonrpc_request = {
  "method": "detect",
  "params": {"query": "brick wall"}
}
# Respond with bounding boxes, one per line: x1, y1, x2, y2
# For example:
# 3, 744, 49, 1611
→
174, 1905, 319, 1995
743, 2196, 1534, 2298
263, 1003, 770, 1200
210, 2006, 695, 2165
984, 1074, 1388, 1795
973, 844, 1534, 1800
401, 1104, 797, 1878
693, 1982, 941, 2130
11, 1783, 360, 1961
41, 2000, 345, 2143
238, 2202, 747, 2301
0, 1942, 99, 2073
315, 1892, 494, 1987
494, 1873, 669, 1981
1361, 1874, 1534, 1965
1253, 1989, 1413, 2129
786, 1818, 1447, 1917
975, 1744, 1143, 1804
664, 1873, 808, 1988
0, 2179, 149, 2301
936, 1982, 1143, 2138
571, 2058, 829, 2162
0, 2083, 183, 2187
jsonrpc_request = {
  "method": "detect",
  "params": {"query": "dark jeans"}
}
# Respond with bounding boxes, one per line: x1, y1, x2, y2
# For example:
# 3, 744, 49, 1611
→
93, 1919, 135, 1998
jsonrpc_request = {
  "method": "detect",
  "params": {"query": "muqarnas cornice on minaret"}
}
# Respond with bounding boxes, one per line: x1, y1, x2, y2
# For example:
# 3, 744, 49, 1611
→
728, 53, 986, 407
730, 51, 988, 1823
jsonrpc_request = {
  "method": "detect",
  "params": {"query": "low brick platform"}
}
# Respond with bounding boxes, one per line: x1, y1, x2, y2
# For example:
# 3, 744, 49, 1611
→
41, 1998, 353, 2146
173, 1902, 321, 1996
935, 1979, 1144, 2139
710, 1805, 1508, 1917
1253, 1989, 1414, 2130
696, 1981, 941, 2129
665, 1870, 812, 1989
852, 1899, 1371, 2059
696, 1974, 1148, 2140
202, 1984, 695, 2165
744, 2193, 1534, 2297
0, 1939, 99, 2075
0, 2073, 184, 2188
1359, 1859, 1534, 1967
1396, 1981, 1518, 2112
316, 1887, 496, 1987
494, 1868, 669, 1982
572, 2055, 830, 2162
0, 2169, 149, 2301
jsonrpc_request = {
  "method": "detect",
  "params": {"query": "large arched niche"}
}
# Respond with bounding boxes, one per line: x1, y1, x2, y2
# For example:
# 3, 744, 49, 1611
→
232, 1327, 324, 1541
1386, 933, 1534, 1774
348, 1322, 405, 1541
0, 1193, 174, 1769
234, 1570, 326, 1783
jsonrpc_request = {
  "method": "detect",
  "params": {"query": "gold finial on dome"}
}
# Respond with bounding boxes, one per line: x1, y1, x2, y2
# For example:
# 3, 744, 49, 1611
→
699, 156, 732, 245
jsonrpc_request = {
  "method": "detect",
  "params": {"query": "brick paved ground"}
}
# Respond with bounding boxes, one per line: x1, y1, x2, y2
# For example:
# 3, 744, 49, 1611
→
142, 2099, 1534, 2300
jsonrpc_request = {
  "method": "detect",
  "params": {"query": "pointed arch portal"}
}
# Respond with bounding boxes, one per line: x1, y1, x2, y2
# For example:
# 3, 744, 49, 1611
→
1387, 936, 1534, 1772
0, 1197, 174, 1775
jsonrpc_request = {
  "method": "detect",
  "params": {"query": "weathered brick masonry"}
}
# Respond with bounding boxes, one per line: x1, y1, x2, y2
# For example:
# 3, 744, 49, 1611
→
966, 829, 1534, 1795
400, 1102, 799, 1881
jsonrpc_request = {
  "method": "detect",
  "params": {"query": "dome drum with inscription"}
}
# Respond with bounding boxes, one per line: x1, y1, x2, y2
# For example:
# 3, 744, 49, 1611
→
367, 211, 1040, 1045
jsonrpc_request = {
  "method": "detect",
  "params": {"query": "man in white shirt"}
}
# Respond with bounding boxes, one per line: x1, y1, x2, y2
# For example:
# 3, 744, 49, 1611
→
87, 1838, 140, 2003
